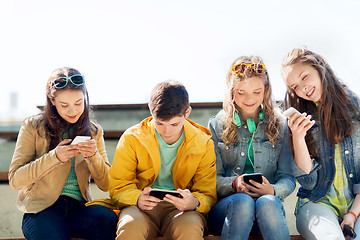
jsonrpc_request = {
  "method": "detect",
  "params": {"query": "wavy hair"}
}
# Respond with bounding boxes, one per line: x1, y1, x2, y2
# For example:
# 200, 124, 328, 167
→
36, 67, 96, 150
281, 48, 359, 155
222, 56, 281, 146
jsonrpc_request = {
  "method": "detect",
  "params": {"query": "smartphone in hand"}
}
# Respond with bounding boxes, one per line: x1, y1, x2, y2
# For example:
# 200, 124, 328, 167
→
343, 224, 357, 238
71, 136, 91, 145
243, 173, 263, 188
283, 107, 301, 119
284, 107, 315, 128
149, 189, 183, 200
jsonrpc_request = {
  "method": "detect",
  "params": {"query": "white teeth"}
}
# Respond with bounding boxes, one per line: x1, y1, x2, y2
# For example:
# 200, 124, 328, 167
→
307, 88, 314, 97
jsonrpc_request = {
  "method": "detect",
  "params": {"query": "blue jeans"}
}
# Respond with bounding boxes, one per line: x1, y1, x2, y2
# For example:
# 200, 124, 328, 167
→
22, 195, 118, 240
208, 193, 290, 240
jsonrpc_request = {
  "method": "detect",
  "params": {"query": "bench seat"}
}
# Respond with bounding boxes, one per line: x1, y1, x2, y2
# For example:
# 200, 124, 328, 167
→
0, 235, 305, 240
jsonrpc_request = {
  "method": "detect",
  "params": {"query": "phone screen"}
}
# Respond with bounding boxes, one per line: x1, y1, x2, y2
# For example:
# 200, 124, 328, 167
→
243, 173, 263, 188
149, 189, 183, 200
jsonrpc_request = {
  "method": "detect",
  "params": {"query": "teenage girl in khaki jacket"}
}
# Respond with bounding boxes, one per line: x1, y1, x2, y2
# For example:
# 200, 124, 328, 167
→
9, 67, 118, 240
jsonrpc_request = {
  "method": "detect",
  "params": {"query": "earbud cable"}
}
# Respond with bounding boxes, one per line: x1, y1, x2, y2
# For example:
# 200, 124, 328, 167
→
247, 133, 255, 169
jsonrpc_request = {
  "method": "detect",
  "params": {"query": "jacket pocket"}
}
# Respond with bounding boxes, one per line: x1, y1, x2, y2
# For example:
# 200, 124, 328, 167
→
260, 140, 280, 164
217, 142, 242, 168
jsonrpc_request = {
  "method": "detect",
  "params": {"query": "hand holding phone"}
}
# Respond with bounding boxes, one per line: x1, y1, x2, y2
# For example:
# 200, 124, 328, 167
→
71, 136, 91, 145
243, 173, 263, 188
284, 107, 315, 130
149, 189, 183, 200
343, 224, 357, 238
283, 107, 301, 119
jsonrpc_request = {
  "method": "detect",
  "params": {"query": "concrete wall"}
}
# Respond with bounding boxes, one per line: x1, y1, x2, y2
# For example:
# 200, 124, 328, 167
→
92, 106, 221, 133
0, 140, 16, 171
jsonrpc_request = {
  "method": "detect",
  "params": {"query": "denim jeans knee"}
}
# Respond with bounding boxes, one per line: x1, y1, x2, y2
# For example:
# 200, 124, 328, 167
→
255, 195, 290, 240
208, 193, 256, 240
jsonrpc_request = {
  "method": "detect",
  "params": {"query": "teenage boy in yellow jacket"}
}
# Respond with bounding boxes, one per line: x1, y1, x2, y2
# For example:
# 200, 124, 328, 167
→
109, 80, 217, 240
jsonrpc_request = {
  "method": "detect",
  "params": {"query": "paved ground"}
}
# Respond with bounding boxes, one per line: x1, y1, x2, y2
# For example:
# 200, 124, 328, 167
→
0, 183, 110, 237
0, 183, 299, 238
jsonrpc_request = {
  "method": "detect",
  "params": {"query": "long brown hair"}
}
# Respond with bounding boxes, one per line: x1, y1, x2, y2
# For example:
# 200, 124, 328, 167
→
281, 48, 359, 154
36, 67, 96, 150
222, 56, 281, 146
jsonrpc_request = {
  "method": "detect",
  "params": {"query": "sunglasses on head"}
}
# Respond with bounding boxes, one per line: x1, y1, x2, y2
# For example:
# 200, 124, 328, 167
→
231, 63, 266, 76
51, 74, 85, 89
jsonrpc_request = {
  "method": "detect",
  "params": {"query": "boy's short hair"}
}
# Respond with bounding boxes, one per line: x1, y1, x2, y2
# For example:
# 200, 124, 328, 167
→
149, 80, 189, 120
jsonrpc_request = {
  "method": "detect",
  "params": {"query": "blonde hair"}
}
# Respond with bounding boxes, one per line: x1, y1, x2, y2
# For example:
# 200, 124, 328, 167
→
222, 56, 280, 145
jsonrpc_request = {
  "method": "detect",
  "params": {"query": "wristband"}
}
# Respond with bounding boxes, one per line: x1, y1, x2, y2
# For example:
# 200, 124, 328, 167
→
346, 211, 358, 221
232, 176, 240, 193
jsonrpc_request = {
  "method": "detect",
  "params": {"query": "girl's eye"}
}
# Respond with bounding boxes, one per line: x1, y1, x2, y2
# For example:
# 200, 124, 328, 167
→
237, 91, 244, 95
75, 100, 83, 106
254, 92, 261, 95
61, 105, 68, 108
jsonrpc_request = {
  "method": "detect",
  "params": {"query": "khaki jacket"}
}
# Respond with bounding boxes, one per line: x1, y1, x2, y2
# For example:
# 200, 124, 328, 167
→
9, 115, 111, 213
109, 117, 217, 214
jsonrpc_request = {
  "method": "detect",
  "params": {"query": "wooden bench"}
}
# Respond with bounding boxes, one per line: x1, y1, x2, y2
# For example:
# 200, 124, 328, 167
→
0, 236, 304, 240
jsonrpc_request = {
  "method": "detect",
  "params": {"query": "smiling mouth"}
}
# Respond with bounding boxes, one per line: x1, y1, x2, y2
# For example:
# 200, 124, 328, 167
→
244, 103, 256, 107
306, 87, 315, 97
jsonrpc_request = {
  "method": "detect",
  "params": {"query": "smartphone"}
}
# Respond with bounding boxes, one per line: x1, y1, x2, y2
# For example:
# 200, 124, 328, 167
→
149, 189, 183, 200
343, 224, 357, 238
243, 173, 263, 188
283, 107, 301, 119
71, 136, 91, 145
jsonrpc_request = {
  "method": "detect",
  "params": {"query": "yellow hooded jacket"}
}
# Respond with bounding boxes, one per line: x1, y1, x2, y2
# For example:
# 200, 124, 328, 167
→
109, 116, 217, 214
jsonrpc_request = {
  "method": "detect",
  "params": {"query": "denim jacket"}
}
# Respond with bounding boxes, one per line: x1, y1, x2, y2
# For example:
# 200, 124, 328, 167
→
208, 110, 296, 201
294, 90, 360, 202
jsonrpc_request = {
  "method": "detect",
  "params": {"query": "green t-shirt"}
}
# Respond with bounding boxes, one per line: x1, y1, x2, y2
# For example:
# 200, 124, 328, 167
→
152, 129, 185, 190
243, 136, 255, 174
60, 126, 84, 201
